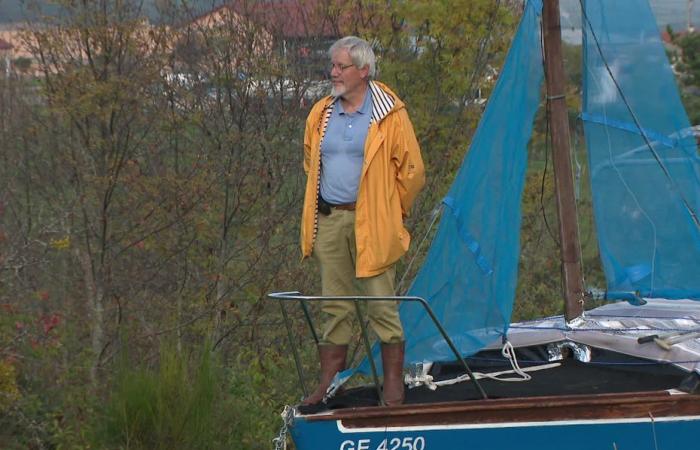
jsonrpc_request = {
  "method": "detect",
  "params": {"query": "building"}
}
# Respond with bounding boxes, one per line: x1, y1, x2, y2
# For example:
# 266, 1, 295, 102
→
183, 0, 369, 79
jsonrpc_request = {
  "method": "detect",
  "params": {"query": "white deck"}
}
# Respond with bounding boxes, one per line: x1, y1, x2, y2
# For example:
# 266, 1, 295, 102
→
488, 299, 700, 373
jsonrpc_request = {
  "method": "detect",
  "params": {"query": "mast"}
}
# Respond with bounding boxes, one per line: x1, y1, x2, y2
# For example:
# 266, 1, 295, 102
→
542, 0, 585, 321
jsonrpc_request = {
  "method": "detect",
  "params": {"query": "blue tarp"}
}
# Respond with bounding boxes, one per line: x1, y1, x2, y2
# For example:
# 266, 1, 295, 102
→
351, 0, 700, 378
582, 0, 700, 299
356, 0, 544, 373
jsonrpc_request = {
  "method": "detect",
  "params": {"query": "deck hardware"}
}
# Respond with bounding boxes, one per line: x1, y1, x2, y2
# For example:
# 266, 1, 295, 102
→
268, 292, 488, 402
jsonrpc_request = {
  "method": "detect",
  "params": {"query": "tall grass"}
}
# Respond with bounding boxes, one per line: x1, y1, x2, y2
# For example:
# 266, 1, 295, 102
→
95, 342, 301, 449
100, 344, 219, 450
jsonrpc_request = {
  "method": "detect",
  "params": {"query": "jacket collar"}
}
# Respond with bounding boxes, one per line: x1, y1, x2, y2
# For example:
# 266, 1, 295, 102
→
325, 80, 396, 125
368, 80, 395, 124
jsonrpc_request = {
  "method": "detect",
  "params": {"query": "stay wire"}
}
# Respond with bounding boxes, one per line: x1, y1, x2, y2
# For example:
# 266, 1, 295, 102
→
464, 0, 504, 101
395, 0, 505, 294
579, 0, 700, 231
538, 13, 591, 294
541, 90, 561, 246
396, 204, 443, 295
559, 1, 590, 284
538, 18, 562, 246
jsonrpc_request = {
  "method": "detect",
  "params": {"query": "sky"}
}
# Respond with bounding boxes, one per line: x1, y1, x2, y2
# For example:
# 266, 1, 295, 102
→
561, 0, 698, 30
0, 0, 698, 29
651, 0, 699, 28
0, 0, 221, 23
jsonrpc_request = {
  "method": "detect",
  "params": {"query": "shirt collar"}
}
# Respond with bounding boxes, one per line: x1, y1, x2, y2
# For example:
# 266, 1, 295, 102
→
335, 88, 372, 115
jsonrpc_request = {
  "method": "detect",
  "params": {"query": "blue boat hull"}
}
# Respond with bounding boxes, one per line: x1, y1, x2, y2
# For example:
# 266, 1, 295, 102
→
291, 413, 700, 450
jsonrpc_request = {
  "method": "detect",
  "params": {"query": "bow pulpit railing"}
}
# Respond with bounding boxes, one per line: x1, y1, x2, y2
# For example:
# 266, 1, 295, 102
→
267, 291, 488, 406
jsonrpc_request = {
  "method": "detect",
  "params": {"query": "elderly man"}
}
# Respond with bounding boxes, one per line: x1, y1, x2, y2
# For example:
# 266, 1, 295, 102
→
300, 36, 425, 406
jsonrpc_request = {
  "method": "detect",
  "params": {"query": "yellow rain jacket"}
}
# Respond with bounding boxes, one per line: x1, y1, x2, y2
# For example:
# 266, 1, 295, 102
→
300, 81, 425, 278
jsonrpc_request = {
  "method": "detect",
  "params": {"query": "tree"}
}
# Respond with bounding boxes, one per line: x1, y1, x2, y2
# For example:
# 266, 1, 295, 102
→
17, 1, 188, 385
350, 0, 519, 289
671, 30, 700, 125
1, 1, 615, 447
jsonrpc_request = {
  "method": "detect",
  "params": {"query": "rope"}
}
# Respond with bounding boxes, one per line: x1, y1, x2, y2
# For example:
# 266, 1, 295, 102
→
396, 204, 443, 295
497, 341, 532, 381
509, 324, 700, 332
467, 354, 700, 366
406, 362, 560, 390
539, 13, 589, 304
538, 19, 561, 247
582, 54, 660, 294
395, 0, 505, 294
272, 406, 294, 450
405, 342, 560, 390
649, 412, 659, 450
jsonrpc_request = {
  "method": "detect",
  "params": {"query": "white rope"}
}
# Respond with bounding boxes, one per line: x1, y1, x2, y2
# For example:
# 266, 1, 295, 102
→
272, 406, 294, 450
406, 362, 560, 389
404, 342, 562, 389
434, 362, 560, 387
405, 362, 437, 390
496, 341, 532, 381
407, 372, 438, 390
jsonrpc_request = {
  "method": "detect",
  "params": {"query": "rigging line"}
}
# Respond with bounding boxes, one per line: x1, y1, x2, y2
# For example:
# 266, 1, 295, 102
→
649, 412, 660, 450
464, 0, 503, 100
539, 15, 592, 299
437, 0, 505, 156
557, 2, 590, 286
513, 313, 700, 324
511, 326, 700, 334
441, 0, 505, 173
580, 5, 658, 293
579, 0, 700, 231
541, 87, 561, 246
396, 204, 443, 295
395, 1, 504, 294
539, 18, 561, 247
586, 68, 659, 292
539, 17, 570, 300
465, 355, 700, 366
587, 314, 700, 322
571, 118, 590, 287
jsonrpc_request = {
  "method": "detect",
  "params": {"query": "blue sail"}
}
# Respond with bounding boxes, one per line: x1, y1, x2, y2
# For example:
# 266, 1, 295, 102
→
353, 1, 544, 376
582, 0, 700, 299
397, 0, 544, 365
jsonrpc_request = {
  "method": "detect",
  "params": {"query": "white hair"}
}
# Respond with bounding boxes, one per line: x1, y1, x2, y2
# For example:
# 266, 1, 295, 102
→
329, 36, 376, 78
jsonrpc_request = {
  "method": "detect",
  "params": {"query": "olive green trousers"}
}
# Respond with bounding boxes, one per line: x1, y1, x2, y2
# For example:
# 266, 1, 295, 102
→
313, 209, 404, 345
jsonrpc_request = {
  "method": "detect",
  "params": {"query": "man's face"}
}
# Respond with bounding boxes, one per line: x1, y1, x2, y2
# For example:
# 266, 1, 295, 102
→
330, 49, 368, 98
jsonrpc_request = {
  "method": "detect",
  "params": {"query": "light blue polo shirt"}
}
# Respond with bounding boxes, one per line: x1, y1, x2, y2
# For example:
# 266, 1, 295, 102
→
319, 89, 372, 204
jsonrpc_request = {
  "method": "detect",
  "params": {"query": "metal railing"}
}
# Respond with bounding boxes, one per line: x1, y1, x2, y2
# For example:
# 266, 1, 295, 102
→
267, 291, 488, 405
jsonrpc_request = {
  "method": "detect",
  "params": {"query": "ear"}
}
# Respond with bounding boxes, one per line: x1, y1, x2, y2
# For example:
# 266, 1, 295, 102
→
359, 65, 370, 80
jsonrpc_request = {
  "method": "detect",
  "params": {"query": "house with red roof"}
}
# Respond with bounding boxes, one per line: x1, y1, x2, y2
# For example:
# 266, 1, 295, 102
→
183, 0, 373, 79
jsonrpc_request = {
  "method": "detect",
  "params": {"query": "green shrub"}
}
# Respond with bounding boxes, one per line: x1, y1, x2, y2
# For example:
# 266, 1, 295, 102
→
99, 345, 218, 450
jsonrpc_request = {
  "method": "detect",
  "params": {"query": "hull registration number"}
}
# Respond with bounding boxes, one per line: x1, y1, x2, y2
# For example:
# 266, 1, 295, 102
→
340, 437, 426, 450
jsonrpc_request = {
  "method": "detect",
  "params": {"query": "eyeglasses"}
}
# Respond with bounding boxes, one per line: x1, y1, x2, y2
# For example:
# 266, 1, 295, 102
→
328, 63, 355, 73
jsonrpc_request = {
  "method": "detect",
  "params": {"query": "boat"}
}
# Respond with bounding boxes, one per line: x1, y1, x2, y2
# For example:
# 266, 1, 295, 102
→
269, 0, 700, 449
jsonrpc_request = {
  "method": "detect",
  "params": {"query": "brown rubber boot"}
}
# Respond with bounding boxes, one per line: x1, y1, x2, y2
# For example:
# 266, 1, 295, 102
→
381, 341, 405, 406
302, 344, 348, 405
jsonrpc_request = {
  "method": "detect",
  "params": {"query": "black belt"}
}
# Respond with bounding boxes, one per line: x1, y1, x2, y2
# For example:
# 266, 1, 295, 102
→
318, 196, 356, 215
332, 202, 356, 211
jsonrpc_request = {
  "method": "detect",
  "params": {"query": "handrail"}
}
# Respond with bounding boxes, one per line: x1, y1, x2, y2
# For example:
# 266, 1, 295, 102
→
267, 291, 488, 404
